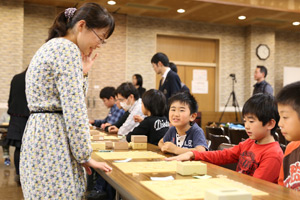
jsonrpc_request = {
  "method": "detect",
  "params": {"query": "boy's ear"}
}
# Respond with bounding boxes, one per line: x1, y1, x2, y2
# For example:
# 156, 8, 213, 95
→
190, 112, 197, 122
109, 96, 115, 101
266, 119, 276, 131
158, 61, 164, 67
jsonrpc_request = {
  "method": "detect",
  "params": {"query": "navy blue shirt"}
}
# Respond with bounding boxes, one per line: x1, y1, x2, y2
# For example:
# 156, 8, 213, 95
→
163, 123, 208, 150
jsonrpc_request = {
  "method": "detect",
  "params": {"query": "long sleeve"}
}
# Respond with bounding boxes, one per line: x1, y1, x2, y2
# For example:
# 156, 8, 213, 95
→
126, 118, 150, 142
118, 99, 144, 136
192, 144, 241, 165
94, 117, 107, 127
54, 43, 92, 163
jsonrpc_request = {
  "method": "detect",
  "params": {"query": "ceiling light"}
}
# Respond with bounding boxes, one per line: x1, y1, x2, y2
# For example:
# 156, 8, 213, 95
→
107, 1, 116, 5
292, 21, 300, 26
177, 9, 185, 13
238, 16, 246, 20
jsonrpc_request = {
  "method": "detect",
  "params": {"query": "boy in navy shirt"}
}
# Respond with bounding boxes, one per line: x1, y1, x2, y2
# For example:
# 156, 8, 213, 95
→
158, 92, 207, 154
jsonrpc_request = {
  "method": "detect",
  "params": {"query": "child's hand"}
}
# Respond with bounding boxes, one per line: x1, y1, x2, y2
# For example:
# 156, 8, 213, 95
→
101, 123, 111, 129
133, 115, 143, 123
165, 151, 194, 161
161, 142, 177, 154
108, 126, 118, 133
89, 119, 95, 125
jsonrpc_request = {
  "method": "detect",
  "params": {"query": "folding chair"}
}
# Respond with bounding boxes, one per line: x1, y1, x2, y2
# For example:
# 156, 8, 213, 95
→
206, 126, 225, 139
209, 133, 231, 151
217, 143, 237, 171
228, 129, 249, 145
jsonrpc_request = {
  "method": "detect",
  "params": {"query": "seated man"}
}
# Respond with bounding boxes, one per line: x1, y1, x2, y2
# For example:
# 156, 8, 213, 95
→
108, 82, 144, 136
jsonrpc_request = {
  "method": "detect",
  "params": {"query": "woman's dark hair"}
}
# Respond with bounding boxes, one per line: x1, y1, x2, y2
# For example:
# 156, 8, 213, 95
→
115, 82, 139, 100
133, 74, 143, 87
47, 3, 115, 41
142, 89, 166, 117
168, 91, 198, 114
242, 93, 279, 135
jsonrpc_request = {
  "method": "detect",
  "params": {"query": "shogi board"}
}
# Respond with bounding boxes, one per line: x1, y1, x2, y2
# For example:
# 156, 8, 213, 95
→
104, 135, 119, 140
90, 135, 119, 140
113, 161, 177, 174
141, 178, 268, 200
95, 151, 165, 160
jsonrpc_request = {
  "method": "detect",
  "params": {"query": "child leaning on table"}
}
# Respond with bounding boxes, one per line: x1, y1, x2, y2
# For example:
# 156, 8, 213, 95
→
158, 91, 207, 154
166, 93, 283, 183
126, 89, 169, 145
276, 81, 300, 190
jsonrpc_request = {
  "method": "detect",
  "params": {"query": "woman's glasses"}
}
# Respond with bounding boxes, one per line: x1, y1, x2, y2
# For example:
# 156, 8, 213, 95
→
91, 29, 106, 45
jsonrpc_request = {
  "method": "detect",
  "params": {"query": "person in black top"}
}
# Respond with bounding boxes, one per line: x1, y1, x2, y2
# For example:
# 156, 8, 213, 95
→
253, 65, 273, 96
4, 69, 30, 184
132, 74, 146, 98
151, 52, 182, 101
126, 89, 169, 145
169, 62, 190, 92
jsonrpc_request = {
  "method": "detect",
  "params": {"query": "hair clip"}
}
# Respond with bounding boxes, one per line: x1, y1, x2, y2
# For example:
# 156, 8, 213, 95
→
64, 8, 77, 19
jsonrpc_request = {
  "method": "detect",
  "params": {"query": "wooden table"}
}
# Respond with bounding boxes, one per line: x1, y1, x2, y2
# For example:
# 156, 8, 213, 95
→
92, 143, 300, 200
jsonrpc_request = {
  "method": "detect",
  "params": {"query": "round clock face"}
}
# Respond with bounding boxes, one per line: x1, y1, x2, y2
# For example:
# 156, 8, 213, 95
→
256, 44, 270, 60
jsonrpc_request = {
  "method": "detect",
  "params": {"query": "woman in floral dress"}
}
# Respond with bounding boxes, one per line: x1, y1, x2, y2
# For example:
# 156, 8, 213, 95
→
20, 3, 115, 199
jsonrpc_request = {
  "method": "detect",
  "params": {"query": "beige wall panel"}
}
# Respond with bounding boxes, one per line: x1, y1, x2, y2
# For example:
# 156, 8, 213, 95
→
157, 35, 216, 63
275, 31, 300, 95
0, 0, 24, 115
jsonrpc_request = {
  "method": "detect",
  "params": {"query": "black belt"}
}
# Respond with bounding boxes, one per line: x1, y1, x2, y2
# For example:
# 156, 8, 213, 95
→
30, 110, 63, 114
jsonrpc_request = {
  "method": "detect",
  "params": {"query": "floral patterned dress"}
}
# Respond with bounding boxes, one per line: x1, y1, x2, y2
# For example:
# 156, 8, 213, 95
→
20, 38, 92, 199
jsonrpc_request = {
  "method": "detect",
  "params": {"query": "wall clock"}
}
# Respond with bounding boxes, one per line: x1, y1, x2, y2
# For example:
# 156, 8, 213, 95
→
256, 44, 270, 60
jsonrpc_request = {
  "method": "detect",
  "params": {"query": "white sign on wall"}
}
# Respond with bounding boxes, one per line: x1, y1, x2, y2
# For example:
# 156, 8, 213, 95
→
283, 67, 300, 86
192, 69, 208, 94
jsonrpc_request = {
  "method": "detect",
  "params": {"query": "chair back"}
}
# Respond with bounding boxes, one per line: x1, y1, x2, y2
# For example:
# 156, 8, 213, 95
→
229, 129, 249, 145
206, 139, 211, 151
217, 143, 237, 171
209, 133, 231, 151
206, 126, 225, 139
194, 112, 202, 128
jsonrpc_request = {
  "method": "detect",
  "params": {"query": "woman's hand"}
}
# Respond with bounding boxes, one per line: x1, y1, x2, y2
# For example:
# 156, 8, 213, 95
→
82, 158, 112, 175
82, 51, 98, 75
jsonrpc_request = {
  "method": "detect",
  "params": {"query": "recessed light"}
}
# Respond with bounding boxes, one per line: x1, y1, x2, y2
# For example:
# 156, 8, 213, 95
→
177, 9, 185, 13
292, 21, 300, 26
238, 16, 246, 20
107, 1, 116, 5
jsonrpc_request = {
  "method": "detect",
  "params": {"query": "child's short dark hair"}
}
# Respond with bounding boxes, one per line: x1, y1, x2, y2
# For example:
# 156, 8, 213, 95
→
151, 52, 169, 67
99, 87, 115, 99
257, 65, 268, 78
133, 74, 143, 87
115, 82, 139, 100
142, 89, 166, 117
168, 91, 198, 114
242, 93, 279, 135
169, 62, 177, 73
276, 81, 300, 118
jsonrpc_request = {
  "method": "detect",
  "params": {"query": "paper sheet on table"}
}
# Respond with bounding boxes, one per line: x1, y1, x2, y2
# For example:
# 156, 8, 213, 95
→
150, 176, 174, 181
